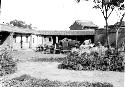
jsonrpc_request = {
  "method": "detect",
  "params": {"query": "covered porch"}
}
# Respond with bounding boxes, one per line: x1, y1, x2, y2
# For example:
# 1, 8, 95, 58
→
39, 30, 95, 45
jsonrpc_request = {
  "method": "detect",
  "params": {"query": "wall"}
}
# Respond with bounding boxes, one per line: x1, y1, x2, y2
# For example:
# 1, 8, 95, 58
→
0, 32, 14, 51
13, 34, 31, 50
13, 35, 21, 50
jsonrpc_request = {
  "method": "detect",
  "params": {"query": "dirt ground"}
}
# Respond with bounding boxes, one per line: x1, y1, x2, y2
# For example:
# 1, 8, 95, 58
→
10, 51, 66, 61
1, 51, 125, 87
1, 62, 124, 87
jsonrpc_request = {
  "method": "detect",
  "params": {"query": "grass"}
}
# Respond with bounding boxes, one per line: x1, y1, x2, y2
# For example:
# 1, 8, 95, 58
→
3, 74, 114, 87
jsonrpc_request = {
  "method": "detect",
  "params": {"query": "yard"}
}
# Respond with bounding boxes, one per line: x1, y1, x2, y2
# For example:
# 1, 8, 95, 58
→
1, 50, 125, 87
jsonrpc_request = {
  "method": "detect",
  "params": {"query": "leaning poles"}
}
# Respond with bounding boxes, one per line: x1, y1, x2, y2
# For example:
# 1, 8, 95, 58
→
116, 12, 125, 53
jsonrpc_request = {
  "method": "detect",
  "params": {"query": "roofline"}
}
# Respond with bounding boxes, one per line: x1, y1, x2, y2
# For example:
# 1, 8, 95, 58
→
0, 24, 95, 35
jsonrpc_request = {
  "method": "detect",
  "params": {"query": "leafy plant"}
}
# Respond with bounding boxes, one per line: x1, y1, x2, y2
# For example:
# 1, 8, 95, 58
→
58, 51, 124, 72
0, 49, 17, 76
3, 74, 114, 87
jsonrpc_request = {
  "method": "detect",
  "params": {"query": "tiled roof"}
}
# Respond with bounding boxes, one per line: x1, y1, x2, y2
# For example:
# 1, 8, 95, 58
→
0, 24, 95, 35
75, 20, 98, 28
38, 29, 95, 35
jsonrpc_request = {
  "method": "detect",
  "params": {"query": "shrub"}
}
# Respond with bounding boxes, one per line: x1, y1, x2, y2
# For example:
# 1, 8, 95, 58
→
3, 74, 114, 87
35, 44, 44, 52
58, 51, 124, 72
0, 49, 17, 76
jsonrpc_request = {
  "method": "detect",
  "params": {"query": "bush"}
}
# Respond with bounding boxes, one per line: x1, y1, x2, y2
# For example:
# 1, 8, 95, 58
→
35, 44, 44, 52
0, 49, 17, 76
3, 74, 114, 87
58, 51, 124, 72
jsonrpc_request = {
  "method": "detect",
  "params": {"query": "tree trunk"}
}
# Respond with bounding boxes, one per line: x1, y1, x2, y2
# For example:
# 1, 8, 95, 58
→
116, 29, 119, 52
105, 8, 109, 48
116, 13, 125, 52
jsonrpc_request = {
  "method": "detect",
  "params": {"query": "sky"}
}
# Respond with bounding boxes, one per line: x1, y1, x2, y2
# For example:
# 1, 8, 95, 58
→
0, 0, 125, 30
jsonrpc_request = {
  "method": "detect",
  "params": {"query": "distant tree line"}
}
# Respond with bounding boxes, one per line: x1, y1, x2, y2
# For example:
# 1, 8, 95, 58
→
9, 19, 32, 29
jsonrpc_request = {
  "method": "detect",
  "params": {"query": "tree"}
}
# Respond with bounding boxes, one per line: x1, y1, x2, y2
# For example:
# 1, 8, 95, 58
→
115, 12, 125, 52
76, 0, 124, 48
10, 19, 32, 29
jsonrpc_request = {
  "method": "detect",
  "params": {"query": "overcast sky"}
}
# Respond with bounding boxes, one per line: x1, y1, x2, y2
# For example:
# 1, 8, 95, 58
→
1, 0, 125, 30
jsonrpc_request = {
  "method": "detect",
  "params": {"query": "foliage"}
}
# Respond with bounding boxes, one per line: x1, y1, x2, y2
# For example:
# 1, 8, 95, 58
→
58, 50, 124, 72
10, 19, 32, 29
76, 0, 124, 47
0, 49, 17, 76
59, 38, 80, 50
35, 44, 55, 54
35, 44, 44, 52
3, 74, 114, 87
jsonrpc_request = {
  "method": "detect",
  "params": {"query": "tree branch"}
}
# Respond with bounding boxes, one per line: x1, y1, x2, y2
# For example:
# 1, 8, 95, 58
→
118, 12, 125, 28
101, 8, 106, 18
107, 8, 114, 18
114, 12, 125, 30
96, 2, 106, 19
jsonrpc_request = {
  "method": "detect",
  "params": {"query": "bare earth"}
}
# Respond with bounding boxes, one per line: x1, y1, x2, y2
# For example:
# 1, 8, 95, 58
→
1, 51, 125, 87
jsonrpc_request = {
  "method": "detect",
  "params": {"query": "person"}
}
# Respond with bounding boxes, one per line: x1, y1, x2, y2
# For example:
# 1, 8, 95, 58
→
54, 43, 62, 54
97, 42, 107, 56
61, 38, 69, 50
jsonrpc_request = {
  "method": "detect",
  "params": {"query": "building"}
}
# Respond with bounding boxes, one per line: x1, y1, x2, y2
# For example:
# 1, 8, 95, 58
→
69, 20, 98, 30
0, 24, 39, 50
0, 21, 97, 51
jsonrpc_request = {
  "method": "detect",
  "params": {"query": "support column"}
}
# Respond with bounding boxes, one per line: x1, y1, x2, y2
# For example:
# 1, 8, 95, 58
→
29, 34, 32, 48
42, 36, 45, 46
41, 36, 43, 46
56, 36, 58, 43
37, 35, 38, 46
9, 32, 14, 51
76, 35, 77, 41
20, 35, 23, 49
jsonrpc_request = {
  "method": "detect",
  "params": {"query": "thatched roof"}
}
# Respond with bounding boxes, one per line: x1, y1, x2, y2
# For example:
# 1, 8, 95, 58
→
38, 29, 95, 35
0, 24, 39, 34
